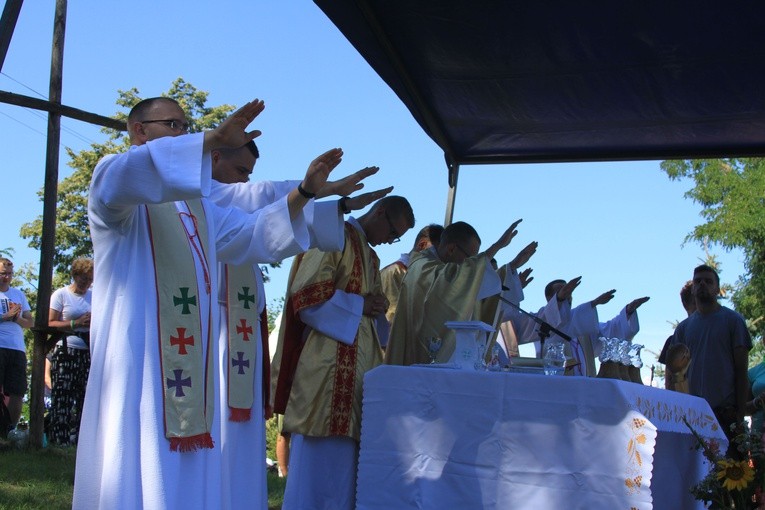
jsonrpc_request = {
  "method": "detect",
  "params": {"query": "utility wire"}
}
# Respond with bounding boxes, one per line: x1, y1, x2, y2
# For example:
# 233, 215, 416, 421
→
1, 71, 101, 145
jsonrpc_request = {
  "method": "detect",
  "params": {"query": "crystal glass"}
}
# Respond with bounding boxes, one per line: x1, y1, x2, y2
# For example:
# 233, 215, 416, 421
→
617, 340, 631, 366
628, 343, 644, 368
427, 337, 443, 364
543, 340, 566, 376
487, 343, 502, 371
598, 337, 618, 362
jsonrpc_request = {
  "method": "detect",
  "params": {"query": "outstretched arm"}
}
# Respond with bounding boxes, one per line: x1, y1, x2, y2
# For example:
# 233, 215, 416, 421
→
626, 296, 650, 316
286, 148, 345, 220
340, 186, 395, 213
203, 99, 265, 153
590, 289, 616, 308
509, 241, 538, 270
557, 276, 582, 303
519, 268, 534, 289
317, 164, 378, 198
484, 219, 522, 262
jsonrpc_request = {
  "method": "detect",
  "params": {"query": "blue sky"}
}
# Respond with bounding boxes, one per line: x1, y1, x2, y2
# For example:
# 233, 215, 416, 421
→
0, 2, 746, 376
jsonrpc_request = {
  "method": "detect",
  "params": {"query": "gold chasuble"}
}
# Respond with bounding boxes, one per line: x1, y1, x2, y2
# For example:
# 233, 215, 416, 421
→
145, 200, 215, 451
272, 223, 383, 441
380, 260, 407, 323
384, 250, 488, 366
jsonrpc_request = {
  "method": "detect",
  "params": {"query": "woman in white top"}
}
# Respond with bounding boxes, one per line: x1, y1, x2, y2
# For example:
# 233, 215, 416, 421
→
47, 258, 93, 446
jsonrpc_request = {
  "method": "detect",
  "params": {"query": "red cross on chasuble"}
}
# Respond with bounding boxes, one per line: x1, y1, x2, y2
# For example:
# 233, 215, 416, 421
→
146, 200, 215, 452
225, 264, 270, 422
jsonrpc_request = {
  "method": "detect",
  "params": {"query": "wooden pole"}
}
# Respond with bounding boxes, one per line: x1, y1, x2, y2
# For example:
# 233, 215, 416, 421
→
0, 0, 24, 72
29, 0, 66, 449
0, 90, 125, 131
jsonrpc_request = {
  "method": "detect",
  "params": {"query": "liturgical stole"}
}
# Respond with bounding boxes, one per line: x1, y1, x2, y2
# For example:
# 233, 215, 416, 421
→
146, 199, 215, 452
224, 263, 269, 422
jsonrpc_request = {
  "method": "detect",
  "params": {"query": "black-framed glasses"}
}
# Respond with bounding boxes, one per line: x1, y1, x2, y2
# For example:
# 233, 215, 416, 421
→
140, 119, 190, 134
384, 211, 402, 243
0, 271, 13, 278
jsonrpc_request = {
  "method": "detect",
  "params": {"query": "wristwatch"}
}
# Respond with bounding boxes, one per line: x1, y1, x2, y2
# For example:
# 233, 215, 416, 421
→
339, 196, 351, 214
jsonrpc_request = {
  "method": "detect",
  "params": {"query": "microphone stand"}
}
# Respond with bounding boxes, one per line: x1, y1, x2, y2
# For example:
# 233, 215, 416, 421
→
496, 295, 571, 354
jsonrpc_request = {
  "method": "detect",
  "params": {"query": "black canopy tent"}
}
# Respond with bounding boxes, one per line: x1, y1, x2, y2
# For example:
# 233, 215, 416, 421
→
314, 0, 765, 221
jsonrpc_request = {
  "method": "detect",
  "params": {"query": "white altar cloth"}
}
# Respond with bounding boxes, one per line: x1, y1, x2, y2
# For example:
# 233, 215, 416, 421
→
357, 366, 726, 510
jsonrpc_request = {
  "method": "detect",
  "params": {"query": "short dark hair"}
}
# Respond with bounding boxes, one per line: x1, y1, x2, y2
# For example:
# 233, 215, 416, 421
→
375, 196, 415, 229
544, 279, 566, 301
440, 221, 480, 248
427, 224, 444, 247
217, 140, 260, 159
693, 264, 720, 285
127, 97, 179, 125
244, 140, 259, 159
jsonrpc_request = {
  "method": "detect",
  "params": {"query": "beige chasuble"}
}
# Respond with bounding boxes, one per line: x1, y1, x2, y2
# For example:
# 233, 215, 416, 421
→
384, 250, 489, 366
272, 223, 383, 441
380, 259, 408, 323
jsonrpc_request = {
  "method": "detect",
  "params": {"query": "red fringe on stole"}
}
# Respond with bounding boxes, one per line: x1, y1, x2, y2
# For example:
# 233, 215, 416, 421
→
169, 433, 215, 452
228, 297, 272, 422
229, 408, 252, 422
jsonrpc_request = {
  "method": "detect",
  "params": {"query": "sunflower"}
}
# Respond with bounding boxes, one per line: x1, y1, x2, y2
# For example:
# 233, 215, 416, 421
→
716, 459, 755, 491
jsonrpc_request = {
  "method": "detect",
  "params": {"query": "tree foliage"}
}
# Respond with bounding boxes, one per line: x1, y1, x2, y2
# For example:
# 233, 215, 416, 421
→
661, 158, 765, 340
19, 78, 235, 276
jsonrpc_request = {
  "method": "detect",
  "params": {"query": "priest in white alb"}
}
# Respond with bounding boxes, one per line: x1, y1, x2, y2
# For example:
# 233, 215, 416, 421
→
74, 97, 340, 509
208, 140, 393, 510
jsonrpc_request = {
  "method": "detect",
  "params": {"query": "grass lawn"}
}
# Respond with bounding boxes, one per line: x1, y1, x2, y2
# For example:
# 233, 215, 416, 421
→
0, 445, 287, 509
0, 447, 76, 510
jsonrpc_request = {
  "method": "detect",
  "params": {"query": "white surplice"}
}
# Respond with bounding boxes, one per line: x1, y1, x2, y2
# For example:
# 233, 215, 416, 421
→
540, 303, 640, 376
75, 133, 312, 510
209, 179, 343, 510
502, 295, 570, 359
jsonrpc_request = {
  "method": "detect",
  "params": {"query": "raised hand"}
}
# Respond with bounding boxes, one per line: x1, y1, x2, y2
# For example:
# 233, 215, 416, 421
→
590, 289, 616, 307
557, 276, 582, 303
318, 165, 378, 198
302, 148, 344, 195
204, 99, 266, 152
519, 267, 534, 288
509, 241, 538, 270
343, 186, 394, 212
486, 219, 522, 261
626, 296, 650, 316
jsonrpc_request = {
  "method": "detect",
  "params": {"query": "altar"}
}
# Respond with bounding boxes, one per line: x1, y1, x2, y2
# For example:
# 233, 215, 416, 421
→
356, 366, 726, 510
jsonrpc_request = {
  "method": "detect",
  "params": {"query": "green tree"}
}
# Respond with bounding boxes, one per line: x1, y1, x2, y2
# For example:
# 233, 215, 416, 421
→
19, 78, 235, 276
267, 296, 285, 332
661, 158, 765, 340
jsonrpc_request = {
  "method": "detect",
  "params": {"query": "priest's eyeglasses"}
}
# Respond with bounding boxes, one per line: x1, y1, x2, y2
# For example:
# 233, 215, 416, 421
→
384, 211, 402, 243
141, 119, 190, 134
